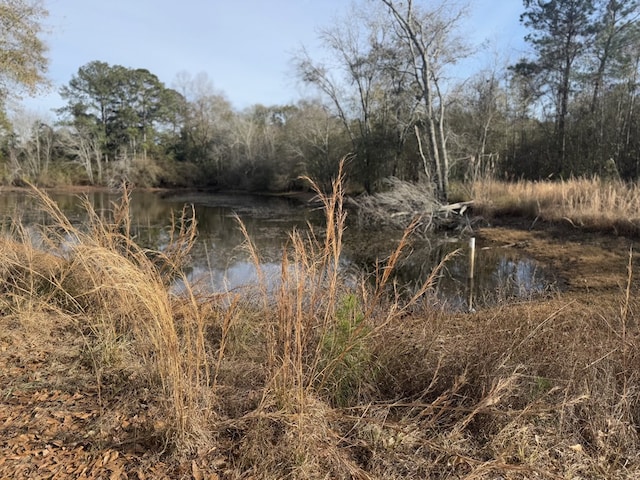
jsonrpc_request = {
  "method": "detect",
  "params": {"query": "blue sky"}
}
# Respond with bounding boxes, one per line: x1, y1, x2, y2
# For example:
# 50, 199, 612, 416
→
21, 0, 528, 116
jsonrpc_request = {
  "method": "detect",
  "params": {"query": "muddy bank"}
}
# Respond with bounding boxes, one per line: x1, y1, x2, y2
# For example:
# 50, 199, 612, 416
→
477, 218, 638, 295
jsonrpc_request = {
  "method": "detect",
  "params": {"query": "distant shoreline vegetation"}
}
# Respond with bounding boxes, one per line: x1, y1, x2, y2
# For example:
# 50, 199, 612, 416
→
5, 175, 640, 246
3, 0, 640, 202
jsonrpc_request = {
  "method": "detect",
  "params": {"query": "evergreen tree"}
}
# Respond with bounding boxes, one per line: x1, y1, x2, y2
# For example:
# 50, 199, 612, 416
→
520, 0, 597, 173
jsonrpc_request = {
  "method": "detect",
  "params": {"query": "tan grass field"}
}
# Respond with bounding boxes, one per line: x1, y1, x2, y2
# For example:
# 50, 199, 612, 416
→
469, 177, 640, 235
1, 176, 639, 479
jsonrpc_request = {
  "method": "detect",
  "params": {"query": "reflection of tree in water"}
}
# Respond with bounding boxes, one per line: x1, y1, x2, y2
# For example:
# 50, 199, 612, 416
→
491, 256, 547, 298
1, 193, 80, 227
463, 247, 552, 308
344, 235, 555, 310
342, 235, 460, 298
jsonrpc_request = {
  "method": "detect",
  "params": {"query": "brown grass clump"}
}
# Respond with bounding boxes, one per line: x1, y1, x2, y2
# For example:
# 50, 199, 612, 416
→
0, 185, 213, 453
1, 173, 640, 478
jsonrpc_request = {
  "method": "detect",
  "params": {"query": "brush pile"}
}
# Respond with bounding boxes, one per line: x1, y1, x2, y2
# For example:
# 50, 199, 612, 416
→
351, 177, 473, 236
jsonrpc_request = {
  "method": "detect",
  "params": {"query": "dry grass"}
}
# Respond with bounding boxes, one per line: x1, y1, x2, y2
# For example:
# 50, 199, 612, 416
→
471, 177, 640, 234
1, 175, 640, 478
0, 185, 212, 452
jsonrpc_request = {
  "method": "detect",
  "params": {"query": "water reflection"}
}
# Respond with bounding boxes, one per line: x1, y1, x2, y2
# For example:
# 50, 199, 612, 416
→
353, 236, 554, 310
0, 189, 555, 308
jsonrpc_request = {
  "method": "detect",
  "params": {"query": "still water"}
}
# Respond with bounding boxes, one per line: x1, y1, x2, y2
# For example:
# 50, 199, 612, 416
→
0, 189, 555, 309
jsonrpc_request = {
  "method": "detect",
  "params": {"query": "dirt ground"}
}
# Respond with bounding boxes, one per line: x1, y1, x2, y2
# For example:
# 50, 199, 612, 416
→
0, 311, 181, 479
1, 218, 638, 479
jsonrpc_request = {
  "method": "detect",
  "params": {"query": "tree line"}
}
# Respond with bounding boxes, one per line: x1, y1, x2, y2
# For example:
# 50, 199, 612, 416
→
1, 0, 640, 199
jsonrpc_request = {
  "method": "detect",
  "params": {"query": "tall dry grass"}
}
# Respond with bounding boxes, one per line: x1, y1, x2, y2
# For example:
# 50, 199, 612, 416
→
472, 177, 640, 234
223, 161, 459, 476
0, 170, 452, 474
0, 185, 215, 451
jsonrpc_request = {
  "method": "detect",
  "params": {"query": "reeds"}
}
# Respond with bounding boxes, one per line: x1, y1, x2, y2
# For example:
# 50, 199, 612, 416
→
472, 177, 640, 234
221, 161, 456, 476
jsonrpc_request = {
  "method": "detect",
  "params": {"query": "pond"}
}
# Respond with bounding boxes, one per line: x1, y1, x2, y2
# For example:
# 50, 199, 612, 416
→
0, 189, 555, 310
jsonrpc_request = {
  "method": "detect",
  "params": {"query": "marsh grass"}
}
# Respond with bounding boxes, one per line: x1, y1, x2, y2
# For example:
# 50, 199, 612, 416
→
472, 177, 640, 234
1, 174, 640, 478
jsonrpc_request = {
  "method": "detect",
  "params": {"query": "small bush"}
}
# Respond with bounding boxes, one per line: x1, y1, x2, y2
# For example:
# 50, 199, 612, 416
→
317, 293, 371, 407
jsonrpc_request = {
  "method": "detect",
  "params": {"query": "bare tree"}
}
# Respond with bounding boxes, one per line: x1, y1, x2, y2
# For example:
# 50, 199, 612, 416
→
58, 126, 102, 185
448, 62, 510, 182
294, 4, 407, 192
379, 0, 469, 201
172, 71, 234, 173
228, 104, 288, 189
284, 100, 347, 190
0, 0, 49, 102
6, 108, 55, 181
589, 0, 640, 112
